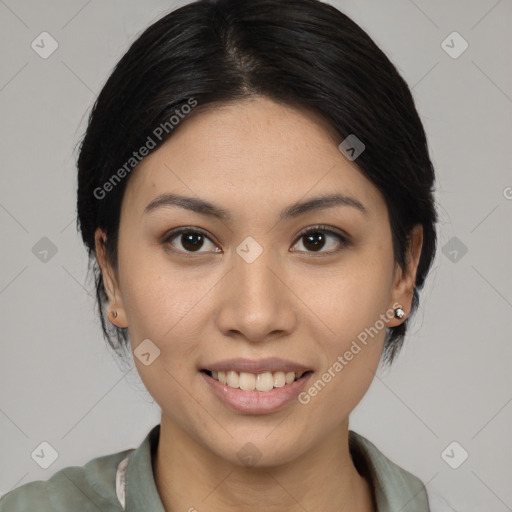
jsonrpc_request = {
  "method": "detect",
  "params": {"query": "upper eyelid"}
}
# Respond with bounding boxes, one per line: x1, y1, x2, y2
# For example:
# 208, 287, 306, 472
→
299, 225, 349, 239
163, 226, 216, 244
292, 226, 350, 251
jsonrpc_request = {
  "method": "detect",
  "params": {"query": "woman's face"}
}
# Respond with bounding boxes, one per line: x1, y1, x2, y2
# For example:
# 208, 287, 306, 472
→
96, 95, 421, 466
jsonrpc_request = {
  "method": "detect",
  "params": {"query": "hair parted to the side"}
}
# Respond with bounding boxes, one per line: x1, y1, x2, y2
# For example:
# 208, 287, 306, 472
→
76, 0, 437, 364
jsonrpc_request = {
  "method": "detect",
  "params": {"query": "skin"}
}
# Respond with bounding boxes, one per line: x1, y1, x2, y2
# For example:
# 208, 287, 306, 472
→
95, 95, 423, 512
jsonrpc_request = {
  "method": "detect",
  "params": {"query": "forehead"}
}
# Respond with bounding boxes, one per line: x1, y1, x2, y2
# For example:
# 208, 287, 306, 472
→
122, 96, 386, 223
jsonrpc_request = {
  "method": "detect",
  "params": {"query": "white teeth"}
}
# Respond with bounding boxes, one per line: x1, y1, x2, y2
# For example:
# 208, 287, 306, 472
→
226, 371, 239, 388
239, 372, 256, 390
256, 372, 274, 392
208, 369, 308, 391
273, 371, 286, 387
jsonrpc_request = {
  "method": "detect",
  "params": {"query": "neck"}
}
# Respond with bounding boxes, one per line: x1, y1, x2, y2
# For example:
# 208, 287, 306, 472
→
153, 416, 374, 512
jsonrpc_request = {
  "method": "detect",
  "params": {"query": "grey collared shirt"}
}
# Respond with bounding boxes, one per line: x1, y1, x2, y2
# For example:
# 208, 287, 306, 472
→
1, 424, 447, 511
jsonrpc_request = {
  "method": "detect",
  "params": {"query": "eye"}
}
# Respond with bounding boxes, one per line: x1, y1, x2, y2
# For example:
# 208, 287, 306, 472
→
163, 227, 221, 255
291, 225, 350, 255
162, 225, 350, 256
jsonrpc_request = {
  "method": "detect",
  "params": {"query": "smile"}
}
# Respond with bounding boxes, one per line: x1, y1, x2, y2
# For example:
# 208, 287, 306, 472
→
201, 368, 314, 414
202, 369, 311, 392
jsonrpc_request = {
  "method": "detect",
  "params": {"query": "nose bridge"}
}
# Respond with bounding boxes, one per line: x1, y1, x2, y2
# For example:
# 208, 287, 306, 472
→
235, 244, 277, 299
216, 239, 295, 339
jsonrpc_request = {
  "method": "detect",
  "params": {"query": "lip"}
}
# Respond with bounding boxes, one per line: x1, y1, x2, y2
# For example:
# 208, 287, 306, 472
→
201, 357, 312, 374
201, 369, 313, 414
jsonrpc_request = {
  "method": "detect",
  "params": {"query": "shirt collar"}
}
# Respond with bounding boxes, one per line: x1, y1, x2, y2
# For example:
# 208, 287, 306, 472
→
348, 430, 429, 512
122, 424, 428, 512
124, 424, 165, 511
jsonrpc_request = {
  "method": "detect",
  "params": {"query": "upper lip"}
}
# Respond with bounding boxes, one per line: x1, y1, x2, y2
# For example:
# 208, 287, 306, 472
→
202, 358, 312, 374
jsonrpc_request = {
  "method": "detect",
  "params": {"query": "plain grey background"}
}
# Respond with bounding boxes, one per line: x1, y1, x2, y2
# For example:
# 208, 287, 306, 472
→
1, 0, 511, 510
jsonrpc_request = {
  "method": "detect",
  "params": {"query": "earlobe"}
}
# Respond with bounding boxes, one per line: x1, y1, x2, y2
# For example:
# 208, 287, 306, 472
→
388, 225, 423, 326
94, 228, 128, 328
107, 308, 120, 325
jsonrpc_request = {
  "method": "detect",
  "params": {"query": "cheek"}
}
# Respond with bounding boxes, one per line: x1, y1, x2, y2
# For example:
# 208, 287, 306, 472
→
296, 244, 394, 413
116, 236, 209, 356
306, 242, 395, 344
116, 242, 211, 409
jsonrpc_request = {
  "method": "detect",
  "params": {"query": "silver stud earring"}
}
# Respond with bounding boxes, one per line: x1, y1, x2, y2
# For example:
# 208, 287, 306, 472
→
394, 308, 405, 319
112, 310, 118, 318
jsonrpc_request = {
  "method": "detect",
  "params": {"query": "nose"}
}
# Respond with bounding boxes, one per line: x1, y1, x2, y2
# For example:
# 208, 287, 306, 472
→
214, 247, 298, 343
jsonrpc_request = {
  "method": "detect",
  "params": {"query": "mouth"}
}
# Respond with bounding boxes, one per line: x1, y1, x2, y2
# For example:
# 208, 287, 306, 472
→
200, 369, 313, 392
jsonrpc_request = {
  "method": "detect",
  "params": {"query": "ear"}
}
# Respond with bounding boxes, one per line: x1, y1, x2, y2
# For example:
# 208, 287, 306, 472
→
387, 224, 423, 327
94, 228, 128, 328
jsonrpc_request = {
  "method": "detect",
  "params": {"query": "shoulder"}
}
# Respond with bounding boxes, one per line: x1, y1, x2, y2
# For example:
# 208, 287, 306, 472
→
427, 487, 457, 512
348, 430, 430, 511
0, 448, 133, 512
349, 431, 426, 489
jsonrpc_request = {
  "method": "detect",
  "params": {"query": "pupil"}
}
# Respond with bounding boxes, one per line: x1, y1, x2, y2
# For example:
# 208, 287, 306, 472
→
182, 232, 204, 251
179, 232, 326, 252
304, 232, 325, 251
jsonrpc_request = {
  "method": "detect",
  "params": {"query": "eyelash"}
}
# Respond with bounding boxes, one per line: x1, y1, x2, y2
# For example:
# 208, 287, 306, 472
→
162, 224, 350, 257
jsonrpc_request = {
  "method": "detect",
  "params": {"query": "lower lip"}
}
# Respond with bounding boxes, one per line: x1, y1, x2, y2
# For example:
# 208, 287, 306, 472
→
201, 371, 313, 414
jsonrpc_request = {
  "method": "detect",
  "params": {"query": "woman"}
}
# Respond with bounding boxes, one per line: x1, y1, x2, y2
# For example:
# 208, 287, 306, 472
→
0, 0, 446, 510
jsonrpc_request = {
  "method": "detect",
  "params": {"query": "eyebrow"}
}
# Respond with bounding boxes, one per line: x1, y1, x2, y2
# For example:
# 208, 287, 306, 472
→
143, 192, 368, 221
